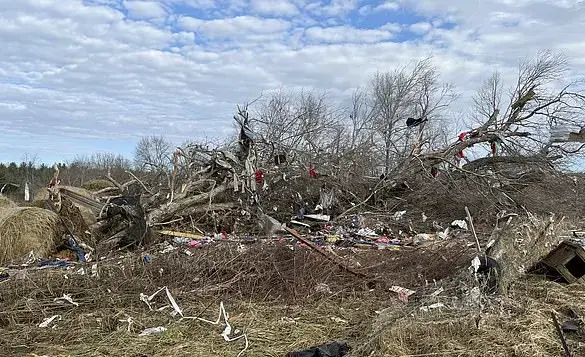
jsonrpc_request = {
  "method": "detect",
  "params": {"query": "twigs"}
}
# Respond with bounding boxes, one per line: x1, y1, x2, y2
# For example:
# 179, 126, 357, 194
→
551, 311, 573, 357
125, 170, 152, 195
464, 207, 481, 253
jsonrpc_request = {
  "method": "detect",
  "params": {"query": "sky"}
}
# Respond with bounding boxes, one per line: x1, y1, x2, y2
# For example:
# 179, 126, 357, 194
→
0, 0, 584, 165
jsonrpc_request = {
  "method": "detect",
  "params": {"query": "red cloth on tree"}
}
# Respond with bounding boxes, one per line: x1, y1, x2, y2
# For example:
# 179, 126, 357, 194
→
309, 164, 317, 178
431, 167, 439, 178
255, 170, 264, 184
491, 141, 501, 154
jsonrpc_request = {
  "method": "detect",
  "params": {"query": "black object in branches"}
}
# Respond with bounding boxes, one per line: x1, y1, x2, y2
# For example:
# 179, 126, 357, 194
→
406, 117, 428, 128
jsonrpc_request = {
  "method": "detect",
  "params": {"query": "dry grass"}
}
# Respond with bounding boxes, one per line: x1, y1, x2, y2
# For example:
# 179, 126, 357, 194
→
0, 244, 385, 356
0, 207, 64, 265
3, 235, 582, 357
355, 278, 585, 357
0, 195, 16, 209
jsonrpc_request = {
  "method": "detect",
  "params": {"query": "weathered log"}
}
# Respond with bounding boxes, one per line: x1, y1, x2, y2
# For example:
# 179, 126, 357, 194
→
178, 202, 239, 216
148, 183, 228, 224
94, 186, 120, 195
173, 179, 217, 201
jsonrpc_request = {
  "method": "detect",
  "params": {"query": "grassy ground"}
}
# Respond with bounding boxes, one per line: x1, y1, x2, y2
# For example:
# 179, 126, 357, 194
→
4, 298, 374, 357
1, 233, 584, 357
0, 244, 399, 357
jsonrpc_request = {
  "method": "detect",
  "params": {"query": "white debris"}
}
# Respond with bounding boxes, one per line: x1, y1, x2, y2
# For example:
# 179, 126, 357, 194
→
451, 220, 468, 230
304, 214, 330, 222
141, 287, 249, 357
420, 303, 445, 312
314, 283, 332, 294
438, 227, 450, 240
39, 315, 61, 328
430, 287, 444, 297
393, 210, 407, 221
330, 316, 349, 324
357, 228, 377, 238
54, 294, 79, 306
139, 327, 167, 336
471, 256, 481, 273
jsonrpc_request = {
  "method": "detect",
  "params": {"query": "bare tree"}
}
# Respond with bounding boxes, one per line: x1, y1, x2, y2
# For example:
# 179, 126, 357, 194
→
250, 90, 342, 167
469, 51, 585, 159
134, 135, 174, 188
370, 57, 455, 174
134, 136, 172, 171
472, 71, 503, 125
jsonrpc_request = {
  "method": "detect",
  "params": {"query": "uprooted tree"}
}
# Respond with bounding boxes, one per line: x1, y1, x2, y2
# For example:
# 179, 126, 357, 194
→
45, 50, 585, 251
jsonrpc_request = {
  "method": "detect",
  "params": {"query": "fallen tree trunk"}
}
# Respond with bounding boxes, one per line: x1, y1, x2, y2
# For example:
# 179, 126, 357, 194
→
147, 183, 229, 224
179, 202, 239, 216
96, 196, 148, 250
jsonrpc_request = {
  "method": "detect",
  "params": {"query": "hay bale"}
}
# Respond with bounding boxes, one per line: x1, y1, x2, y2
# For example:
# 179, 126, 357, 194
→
0, 207, 64, 265
81, 179, 114, 192
0, 196, 16, 209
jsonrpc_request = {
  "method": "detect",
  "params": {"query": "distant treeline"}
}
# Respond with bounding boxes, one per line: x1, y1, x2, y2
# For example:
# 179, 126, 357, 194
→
0, 153, 133, 202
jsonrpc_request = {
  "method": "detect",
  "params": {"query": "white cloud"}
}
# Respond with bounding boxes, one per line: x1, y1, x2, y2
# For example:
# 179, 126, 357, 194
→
409, 22, 431, 34
177, 16, 291, 38
163, 0, 216, 8
358, 5, 372, 16
251, 0, 299, 16
380, 22, 402, 32
124, 1, 167, 18
374, 1, 399, 12
0, 0, 585, 163
305, 25, 394, 43
311, 0, 360, 17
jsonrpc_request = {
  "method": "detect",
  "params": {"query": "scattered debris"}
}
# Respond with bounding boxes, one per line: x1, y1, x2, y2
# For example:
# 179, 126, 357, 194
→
38, 315, 61, 328
139, 326, 167, 336
451, 219, 468, 230
541, 239, 585, 283
54, 294, 79, 307
389, 286, 416, 303
140, 286, 249, 357
393, 211, 407, 221
286, 340, 351, 357
420, 302, 445, 312
2, 84, 585, 356
304, 214, 331, 222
